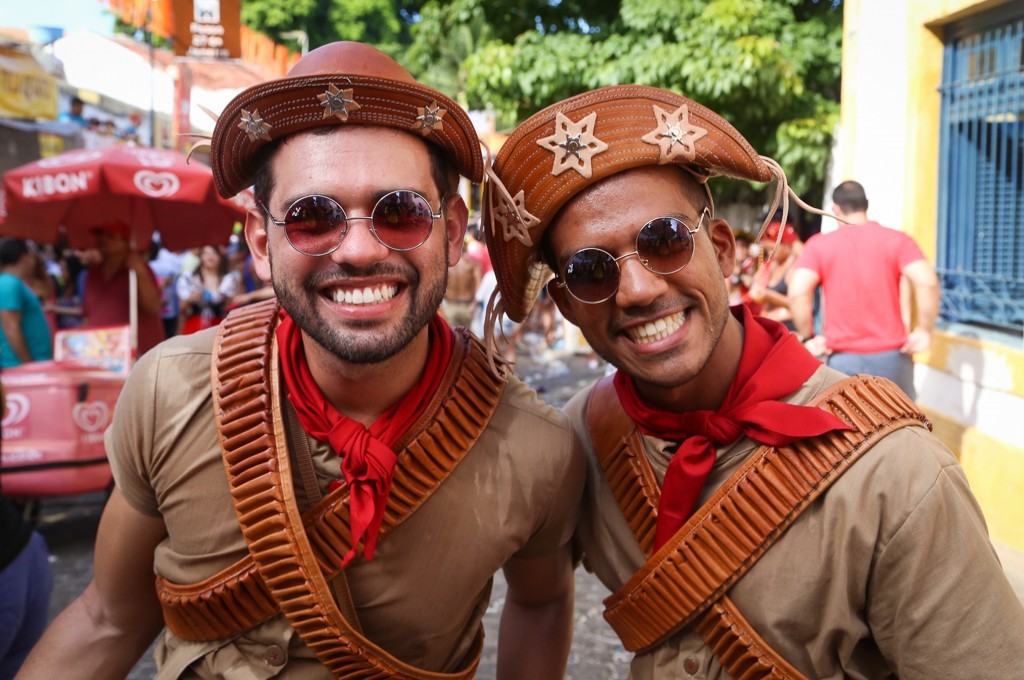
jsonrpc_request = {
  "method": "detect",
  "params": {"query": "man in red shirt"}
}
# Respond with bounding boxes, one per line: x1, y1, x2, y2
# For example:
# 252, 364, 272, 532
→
81, 221, 165, 357
788, 180, 939, 399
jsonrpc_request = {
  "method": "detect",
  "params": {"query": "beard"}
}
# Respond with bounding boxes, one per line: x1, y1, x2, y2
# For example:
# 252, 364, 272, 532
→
270, 249, 449, 365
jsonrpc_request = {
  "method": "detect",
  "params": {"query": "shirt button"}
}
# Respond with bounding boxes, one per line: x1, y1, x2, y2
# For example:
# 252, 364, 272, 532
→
264, 644, 286, 666
683, 656, 699, 675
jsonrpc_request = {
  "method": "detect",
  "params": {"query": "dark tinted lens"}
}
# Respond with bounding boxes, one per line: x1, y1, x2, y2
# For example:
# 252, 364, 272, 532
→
284, 196, 346, 255
636, 217, 695, 274
564, 249, 620, 303
372, 191, 434, 250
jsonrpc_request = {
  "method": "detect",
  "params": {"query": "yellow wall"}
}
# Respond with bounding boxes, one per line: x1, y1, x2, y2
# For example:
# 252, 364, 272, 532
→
843, 0, 1024, 551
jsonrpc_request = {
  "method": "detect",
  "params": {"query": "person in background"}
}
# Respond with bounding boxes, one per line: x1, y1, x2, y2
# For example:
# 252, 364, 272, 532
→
463, 220, 492, 276
483, 83, 1024, 678
748, 216, 801, 330
175, 245, 239, 334
58, 96, 87, 127
442, 241, 481, 327
224, 240, 275, 309
52, 253, 84, 330
81, 221, 165, 357
0, 240, 52, 368
18, 41, 582, 680
20, 245, 57, 336
120, 112, 144, 145
0, 383, 53, 679
788, 180, 940, 399
726, 230, 755, 308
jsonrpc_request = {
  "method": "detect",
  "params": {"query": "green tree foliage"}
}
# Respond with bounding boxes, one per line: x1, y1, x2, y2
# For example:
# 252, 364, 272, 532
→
241, 0, 408, 55
409, 0, 842, 201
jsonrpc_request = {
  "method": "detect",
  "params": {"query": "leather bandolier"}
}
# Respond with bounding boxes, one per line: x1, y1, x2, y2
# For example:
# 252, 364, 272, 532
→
155, 299, 508, 679
586, 373, 929, 680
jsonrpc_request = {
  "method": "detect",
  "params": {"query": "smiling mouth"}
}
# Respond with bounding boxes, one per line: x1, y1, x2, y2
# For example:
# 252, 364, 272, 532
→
626, 311, 685, 344
327, 284, 398, 305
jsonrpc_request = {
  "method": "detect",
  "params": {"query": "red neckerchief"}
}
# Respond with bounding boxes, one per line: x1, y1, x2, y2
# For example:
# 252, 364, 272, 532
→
276, 311, 454, 566
613, 304, 852, 550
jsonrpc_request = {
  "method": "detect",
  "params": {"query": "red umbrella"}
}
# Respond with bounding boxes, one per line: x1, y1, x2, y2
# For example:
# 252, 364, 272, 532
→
1, 146, 247, 251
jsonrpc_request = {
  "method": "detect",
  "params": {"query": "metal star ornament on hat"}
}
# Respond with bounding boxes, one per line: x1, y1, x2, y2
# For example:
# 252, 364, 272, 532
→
482, 84, 829, 323
208, 42, 484, 199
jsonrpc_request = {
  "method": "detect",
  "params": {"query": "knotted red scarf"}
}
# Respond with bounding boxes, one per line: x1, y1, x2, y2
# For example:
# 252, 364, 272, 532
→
614, 304, 852, 550
277, 311, 454, 566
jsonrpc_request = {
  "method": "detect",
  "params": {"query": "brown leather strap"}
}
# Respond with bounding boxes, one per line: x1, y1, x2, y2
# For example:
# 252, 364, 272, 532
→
695, 599, 805, 680
285, 399, 362, 635
587, 374, 928, 666
159, 300, 503, 677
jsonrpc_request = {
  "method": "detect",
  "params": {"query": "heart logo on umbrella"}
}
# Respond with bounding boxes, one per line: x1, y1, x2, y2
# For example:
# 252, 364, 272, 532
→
1, 393, 30, 427
72, 401, 110, 433
134, 170, 181, 197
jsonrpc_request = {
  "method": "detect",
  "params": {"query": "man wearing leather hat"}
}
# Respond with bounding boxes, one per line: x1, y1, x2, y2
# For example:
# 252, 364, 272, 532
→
20, 42, 583, 680
483, 85, 1024, 678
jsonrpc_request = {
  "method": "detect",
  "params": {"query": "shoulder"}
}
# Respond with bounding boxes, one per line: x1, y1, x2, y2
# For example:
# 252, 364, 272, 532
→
128, 327, 218, 386
480, 374, 582, 482
562, 381, 598, 439
0, 273, 24, 297
497, 373, 576, 441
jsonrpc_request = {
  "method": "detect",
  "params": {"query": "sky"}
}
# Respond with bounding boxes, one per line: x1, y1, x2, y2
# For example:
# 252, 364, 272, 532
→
4, 0, 114, 37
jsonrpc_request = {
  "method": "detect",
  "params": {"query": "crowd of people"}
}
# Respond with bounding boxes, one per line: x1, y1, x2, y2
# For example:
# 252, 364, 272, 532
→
3, 38, 1022, 680
0, 232, 274, 369
58, 97, 146, 148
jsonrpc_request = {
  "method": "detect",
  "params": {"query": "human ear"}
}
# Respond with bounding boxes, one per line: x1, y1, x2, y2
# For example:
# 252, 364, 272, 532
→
708, 219, 736, 278
443, 195, 469, 266
244, 208, 272, 282
546, 279, 578, 326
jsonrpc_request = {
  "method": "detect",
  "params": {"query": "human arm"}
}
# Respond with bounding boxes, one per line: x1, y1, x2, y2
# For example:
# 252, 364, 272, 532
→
16, 488, 167, 679
746, 277, 791, 311
497, 544, 576, 680
867, 439, 1024, 678
0, 308, 32, 363
900, 259, 940, 354
228, 284, 276, 308
787, 267, 819, 341
787, 267, 830, 357
125, 252, 162, 317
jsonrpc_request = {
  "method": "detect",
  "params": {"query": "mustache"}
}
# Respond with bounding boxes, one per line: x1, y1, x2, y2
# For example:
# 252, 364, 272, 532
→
304, 262, 417, 289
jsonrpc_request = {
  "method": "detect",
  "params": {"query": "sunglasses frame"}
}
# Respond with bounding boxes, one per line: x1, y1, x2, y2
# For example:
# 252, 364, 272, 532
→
257, 190, 446, 256
554, 207, 711, 304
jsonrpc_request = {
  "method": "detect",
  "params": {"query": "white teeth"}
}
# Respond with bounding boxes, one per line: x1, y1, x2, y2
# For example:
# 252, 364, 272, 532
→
330, 284, 397, 305
628, 312, 684, 344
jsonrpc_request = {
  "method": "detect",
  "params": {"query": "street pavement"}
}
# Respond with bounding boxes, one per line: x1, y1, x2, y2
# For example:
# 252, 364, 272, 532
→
29, 337, 1024, 679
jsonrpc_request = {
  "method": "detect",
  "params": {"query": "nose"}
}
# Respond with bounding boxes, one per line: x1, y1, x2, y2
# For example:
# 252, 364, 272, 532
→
614, 255, 666, 308
328, 214, 390, 267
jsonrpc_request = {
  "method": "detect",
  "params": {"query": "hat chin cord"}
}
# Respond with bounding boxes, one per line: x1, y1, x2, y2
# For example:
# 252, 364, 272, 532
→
757, 155, 848, 264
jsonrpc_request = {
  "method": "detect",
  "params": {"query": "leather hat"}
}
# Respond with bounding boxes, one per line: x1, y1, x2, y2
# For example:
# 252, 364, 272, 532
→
482, 84, 774, 322
210, 41, 483, 199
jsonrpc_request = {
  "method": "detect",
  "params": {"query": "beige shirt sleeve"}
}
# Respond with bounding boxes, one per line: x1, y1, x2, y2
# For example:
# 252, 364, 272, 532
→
864, 426, 1024, 678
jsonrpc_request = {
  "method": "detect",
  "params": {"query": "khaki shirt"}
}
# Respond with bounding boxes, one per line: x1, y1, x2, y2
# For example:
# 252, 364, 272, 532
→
567, 365, 1024, 679
108, 328, 584, 679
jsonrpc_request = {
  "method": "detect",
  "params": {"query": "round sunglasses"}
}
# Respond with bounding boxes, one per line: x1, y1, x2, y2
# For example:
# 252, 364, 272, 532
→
553, 208, 711, 304
257, 190, 445, 256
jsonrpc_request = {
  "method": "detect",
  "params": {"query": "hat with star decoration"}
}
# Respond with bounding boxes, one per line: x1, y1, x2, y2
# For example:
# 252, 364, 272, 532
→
482, 85, 783, 323
209, 41, 483, 199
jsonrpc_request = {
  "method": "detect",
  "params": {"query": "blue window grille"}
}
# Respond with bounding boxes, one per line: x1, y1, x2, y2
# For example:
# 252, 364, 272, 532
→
937, 6, 1024, 335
